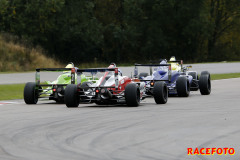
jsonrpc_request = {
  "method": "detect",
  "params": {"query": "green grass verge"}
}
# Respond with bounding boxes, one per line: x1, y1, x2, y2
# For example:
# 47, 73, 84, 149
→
0, 84, 25, 100
0, 71, 34, 74
211, 73, 240, 80
0, 73, 239, 101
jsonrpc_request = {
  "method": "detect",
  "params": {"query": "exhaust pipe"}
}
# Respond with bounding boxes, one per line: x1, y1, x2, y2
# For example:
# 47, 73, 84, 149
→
100, 88, 112, 99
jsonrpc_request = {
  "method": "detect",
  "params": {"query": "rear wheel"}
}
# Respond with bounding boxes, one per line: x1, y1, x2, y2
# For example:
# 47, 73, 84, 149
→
138, 72, 149, 79
64, 84, 79, 107
24, 82, 38, 104
125, 83, 140, 107
153, 81, 168, 104
199, 71, 211, 95
176, 76, 190, 97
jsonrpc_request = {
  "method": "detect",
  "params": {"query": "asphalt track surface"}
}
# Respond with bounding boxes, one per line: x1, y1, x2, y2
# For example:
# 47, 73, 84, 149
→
1, 62, 240, 84
0, 63, 240, 160
0, 77, 240, 160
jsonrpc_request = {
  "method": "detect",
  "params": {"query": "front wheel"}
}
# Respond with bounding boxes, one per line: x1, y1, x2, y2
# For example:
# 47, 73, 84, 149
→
176, 76, 190, 97
125, 83, 140, 107
24, 82, 38, 104
64, 84, 79, 107
199, 71, 211, 95
153, 81, 168, 104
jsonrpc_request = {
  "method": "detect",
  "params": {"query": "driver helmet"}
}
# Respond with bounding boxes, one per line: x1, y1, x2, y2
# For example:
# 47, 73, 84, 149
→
65, 62, 74, 68
110, 62, 116, 68
169, 56, 176, 62
169, 56, 180, 71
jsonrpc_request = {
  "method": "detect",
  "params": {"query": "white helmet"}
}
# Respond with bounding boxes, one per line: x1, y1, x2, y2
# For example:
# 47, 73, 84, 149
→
169, 56, 176, 62
65, 62, 74, 68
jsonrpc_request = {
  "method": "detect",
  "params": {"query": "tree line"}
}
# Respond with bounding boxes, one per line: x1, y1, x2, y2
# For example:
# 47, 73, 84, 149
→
0, 0, 240, 64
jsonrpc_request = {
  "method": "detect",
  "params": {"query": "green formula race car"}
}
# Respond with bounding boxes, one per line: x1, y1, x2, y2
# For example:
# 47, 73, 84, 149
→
24, 63, 98, 104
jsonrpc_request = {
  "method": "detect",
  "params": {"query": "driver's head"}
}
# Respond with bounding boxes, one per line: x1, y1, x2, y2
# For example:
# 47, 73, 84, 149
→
65, 62, 74, 68
110, 62, 116, 67
108, 62, 116, 68
169, 56, 176, 62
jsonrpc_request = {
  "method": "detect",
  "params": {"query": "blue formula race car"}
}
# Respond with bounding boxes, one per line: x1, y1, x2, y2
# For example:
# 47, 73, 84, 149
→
134, 57, 211, 97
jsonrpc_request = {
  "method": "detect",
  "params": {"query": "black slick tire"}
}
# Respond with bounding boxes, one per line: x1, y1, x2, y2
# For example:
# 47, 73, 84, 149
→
125, 83, 140, 107
24, 82, 38, 104
153, 81, 168, 104
199, 71, 211, 95
200, 71, 210, 76
176, 76, 190, 97
65, 84, 79, 107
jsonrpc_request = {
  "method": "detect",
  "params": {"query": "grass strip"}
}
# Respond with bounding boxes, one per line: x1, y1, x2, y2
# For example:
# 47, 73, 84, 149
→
211, 73, 240, 80
0, 84, 25, 100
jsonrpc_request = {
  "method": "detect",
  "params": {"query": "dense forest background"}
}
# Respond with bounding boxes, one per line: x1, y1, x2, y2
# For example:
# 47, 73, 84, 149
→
0, 0, 240, 64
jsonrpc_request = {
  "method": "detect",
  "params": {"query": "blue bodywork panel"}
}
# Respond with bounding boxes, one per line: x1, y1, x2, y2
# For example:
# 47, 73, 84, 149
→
143, 68, 193, 95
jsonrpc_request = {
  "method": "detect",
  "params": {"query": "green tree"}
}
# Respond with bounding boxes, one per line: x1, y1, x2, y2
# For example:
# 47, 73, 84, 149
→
123, 0, 208, 62
206, 0, 240, 61
1, 0, 240, 63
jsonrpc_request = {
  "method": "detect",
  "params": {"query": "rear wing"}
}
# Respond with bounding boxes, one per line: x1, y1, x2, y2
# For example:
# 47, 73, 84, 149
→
76, 68, 119, 89
134, 64, 172, 82
35, 68, 75, 86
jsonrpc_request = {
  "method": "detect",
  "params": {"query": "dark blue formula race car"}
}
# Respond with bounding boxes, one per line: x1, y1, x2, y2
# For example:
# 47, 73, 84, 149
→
134, 57, 211, 97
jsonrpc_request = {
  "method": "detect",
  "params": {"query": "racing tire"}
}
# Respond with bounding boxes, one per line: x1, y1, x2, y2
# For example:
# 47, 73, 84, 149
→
176, 76, 190, 97
200, 71, 210, 76
188, 72, 199, 91
153, 81, 168, 104
64, 84, 79, 107
199, 71, 211, 95
125, 83, 140, 107
24, 82, 38, 104
138, 72, 149, 79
